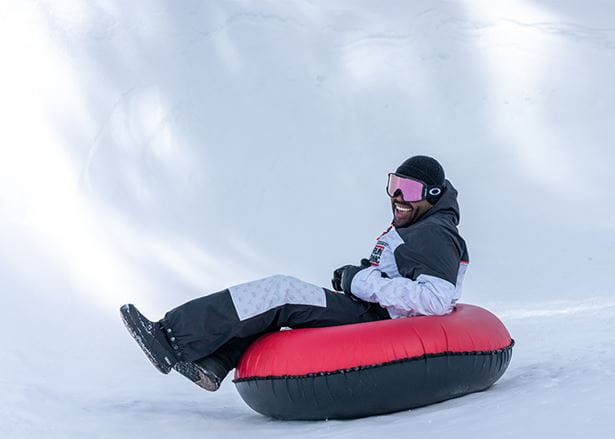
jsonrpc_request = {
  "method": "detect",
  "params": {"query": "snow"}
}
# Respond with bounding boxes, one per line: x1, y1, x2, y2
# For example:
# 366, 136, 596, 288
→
1, 1, 614, 437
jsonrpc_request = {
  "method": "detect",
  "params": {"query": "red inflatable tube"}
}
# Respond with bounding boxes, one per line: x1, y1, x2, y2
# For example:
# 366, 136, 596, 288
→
234, 304, 514, 420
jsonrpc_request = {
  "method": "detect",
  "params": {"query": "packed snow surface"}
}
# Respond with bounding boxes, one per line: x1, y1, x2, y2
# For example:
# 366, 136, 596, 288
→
1, 1, 614, 437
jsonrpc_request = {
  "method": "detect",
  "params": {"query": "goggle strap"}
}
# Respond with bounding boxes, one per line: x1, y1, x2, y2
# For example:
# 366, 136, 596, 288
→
424, 185, 443, 203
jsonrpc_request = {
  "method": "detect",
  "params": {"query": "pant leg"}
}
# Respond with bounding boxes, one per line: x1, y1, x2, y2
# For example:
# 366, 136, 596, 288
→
204, 294, 389, 371
161, 274, 390, 362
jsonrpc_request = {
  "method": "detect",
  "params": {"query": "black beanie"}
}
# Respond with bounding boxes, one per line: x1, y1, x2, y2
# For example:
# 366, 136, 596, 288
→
395, 156, 445, 204
396, 155, 445, 186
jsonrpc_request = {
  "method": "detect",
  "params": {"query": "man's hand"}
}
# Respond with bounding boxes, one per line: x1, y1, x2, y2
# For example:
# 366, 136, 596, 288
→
331, 259, 371, 294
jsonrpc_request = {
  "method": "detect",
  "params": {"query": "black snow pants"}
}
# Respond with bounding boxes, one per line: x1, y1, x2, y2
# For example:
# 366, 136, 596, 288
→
161, 275, 390, 369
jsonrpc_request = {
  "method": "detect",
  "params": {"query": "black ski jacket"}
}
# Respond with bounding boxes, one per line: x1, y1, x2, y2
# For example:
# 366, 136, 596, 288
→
351, 180, 469, 318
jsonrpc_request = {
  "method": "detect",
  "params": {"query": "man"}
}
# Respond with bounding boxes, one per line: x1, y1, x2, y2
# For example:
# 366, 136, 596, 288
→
120, 155, 469, 392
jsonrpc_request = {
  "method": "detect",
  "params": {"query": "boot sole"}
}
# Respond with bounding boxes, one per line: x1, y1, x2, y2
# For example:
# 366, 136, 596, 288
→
120, 304, 174, 374
173, 361, 221, 392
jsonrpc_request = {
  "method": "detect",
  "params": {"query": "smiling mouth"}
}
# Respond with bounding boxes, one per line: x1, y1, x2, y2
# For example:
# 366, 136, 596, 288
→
394, 202, 412, 213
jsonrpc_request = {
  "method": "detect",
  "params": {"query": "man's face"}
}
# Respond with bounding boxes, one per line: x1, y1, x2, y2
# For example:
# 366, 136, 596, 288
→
390, 192, 433, 228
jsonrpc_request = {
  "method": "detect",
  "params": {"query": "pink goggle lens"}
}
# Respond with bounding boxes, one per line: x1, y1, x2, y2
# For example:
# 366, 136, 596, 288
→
386, 173, 425, 202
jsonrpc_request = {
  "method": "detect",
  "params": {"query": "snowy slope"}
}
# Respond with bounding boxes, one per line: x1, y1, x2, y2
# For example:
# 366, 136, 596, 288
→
5, 299, 615, 438
1, 1, 614, 437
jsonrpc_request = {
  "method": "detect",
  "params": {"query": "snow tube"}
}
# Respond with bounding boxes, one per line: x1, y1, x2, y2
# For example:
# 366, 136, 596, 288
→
233, 304, 513, 420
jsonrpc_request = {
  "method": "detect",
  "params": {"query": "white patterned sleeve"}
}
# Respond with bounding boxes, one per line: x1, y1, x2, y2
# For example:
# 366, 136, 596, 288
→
350, 266, 456, 316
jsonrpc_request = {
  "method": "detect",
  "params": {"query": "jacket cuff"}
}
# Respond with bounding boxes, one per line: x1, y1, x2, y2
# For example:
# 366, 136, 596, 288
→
349, 266, 383, 302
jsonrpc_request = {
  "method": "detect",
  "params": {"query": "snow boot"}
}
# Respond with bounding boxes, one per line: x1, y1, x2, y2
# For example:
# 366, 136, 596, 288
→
173, 355, 231, 392
120, 304, 177, 374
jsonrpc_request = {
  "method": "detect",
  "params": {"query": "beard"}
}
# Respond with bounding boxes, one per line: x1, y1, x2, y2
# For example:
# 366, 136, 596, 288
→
391, 202, 432, 228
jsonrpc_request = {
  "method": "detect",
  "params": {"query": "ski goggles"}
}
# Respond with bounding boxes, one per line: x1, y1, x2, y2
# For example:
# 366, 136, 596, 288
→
386, 173, 442, 202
